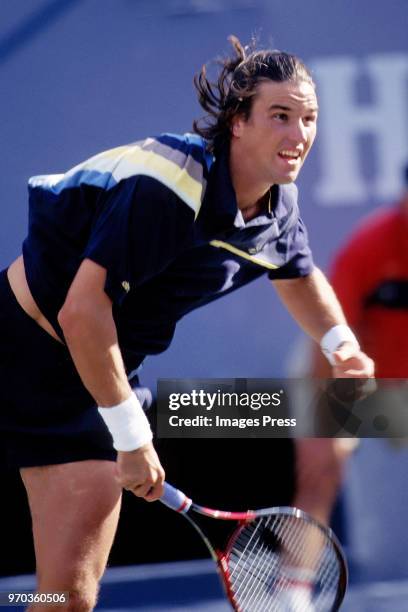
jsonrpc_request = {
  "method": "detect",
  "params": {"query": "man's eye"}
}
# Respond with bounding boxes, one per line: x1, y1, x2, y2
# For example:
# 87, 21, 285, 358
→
273, 113, 288, 121
304, 115, 317, 125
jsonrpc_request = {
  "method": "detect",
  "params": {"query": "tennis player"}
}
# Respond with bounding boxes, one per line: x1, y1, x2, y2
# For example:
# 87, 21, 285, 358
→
1, 36, 373, 610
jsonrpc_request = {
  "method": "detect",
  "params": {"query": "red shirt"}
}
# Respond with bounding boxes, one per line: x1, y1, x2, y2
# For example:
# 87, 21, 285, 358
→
330, 206, 408, 377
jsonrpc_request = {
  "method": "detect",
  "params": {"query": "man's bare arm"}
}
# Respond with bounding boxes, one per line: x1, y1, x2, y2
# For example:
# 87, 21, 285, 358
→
57, 258, 131, 406
58, 258, 164, 500
272, 267, 346, 342
272, 267, 374, 378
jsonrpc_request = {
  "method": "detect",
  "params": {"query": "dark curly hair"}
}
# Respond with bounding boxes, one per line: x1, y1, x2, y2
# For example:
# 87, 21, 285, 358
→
193, 36, 315, 153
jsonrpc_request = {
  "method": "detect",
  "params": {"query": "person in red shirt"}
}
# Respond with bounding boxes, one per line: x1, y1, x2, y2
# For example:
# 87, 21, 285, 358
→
293, 163, 408, 525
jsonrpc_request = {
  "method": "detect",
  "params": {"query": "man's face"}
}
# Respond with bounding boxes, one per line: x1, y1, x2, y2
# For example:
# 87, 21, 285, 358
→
231, 79, 318, 184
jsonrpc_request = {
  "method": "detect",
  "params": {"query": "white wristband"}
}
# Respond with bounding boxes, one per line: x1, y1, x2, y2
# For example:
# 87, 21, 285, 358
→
320, 324, 360, 366
98, 393, 153, 451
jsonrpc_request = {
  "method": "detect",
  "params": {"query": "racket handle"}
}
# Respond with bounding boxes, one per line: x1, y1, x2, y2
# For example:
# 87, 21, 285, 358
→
160, 482, 192, 513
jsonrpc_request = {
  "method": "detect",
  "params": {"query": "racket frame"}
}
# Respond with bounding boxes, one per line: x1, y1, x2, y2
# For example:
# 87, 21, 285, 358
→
163, 489, 348, 612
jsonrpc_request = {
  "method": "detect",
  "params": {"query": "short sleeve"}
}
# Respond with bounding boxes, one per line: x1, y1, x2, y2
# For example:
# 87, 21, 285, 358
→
83, 175, 195, 303
268, 217, 314, 280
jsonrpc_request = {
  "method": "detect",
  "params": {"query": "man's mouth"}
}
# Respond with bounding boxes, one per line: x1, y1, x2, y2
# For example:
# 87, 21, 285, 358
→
278, 149, 302, 162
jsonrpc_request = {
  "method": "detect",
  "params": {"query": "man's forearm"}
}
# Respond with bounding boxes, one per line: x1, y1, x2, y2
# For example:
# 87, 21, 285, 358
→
59, 292, 155, 452
272, 267, 348, 342
58, 299, 132, 407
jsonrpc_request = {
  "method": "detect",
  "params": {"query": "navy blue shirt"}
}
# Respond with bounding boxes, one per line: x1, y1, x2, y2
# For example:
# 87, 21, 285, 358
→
23, 133, 313, 371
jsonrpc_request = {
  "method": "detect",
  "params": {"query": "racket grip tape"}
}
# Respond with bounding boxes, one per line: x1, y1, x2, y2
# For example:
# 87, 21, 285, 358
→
160, 482, 192, 513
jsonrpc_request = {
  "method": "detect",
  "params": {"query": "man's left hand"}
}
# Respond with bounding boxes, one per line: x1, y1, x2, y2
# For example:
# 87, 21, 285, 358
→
332, 341, 375, 378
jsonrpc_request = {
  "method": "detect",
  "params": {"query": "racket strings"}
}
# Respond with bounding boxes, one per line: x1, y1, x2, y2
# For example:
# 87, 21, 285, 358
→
226, 514, 342, 611
230, 516, 283, 610
250, 517, 320, 612
259, 535, 338, 612
231, 516, 302, 607
263, 520, 337, 612
239, 516, 316, 612
232, 517, 278, 609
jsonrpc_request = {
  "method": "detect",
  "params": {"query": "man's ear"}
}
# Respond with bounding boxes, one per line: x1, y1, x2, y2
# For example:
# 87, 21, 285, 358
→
231, 114, 245, 138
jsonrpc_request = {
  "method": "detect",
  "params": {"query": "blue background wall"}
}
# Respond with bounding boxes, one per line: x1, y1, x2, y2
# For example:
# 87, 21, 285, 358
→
1, 0, 408, 581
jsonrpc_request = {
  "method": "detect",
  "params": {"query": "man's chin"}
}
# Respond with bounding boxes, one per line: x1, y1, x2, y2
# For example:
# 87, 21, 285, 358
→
274, 174, 298, 185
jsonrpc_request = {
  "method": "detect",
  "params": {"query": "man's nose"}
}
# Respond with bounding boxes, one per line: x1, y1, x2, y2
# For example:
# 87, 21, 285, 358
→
289, 119, 308, 143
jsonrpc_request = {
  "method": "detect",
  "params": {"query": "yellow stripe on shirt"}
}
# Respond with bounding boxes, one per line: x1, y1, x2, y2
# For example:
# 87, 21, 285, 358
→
210, 240, 279, 270
113, 146, 203, 218
60, 142, 204, 218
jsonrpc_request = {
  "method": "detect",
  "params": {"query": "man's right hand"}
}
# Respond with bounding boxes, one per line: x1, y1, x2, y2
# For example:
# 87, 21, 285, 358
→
116, 443, 165, 501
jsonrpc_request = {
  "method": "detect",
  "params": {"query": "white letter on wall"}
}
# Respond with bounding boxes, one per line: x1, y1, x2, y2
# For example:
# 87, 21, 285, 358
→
312, 54, 408, 206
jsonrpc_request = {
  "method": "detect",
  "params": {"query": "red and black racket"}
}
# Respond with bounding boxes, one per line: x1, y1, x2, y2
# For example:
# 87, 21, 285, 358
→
160, 482, 347, 611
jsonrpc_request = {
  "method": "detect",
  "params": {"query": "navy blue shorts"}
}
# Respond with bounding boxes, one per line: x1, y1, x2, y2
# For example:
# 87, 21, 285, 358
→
0, 268, 118, 468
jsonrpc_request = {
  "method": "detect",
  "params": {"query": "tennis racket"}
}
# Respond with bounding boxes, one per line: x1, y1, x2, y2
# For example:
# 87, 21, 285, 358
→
160, 482, 348, 611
